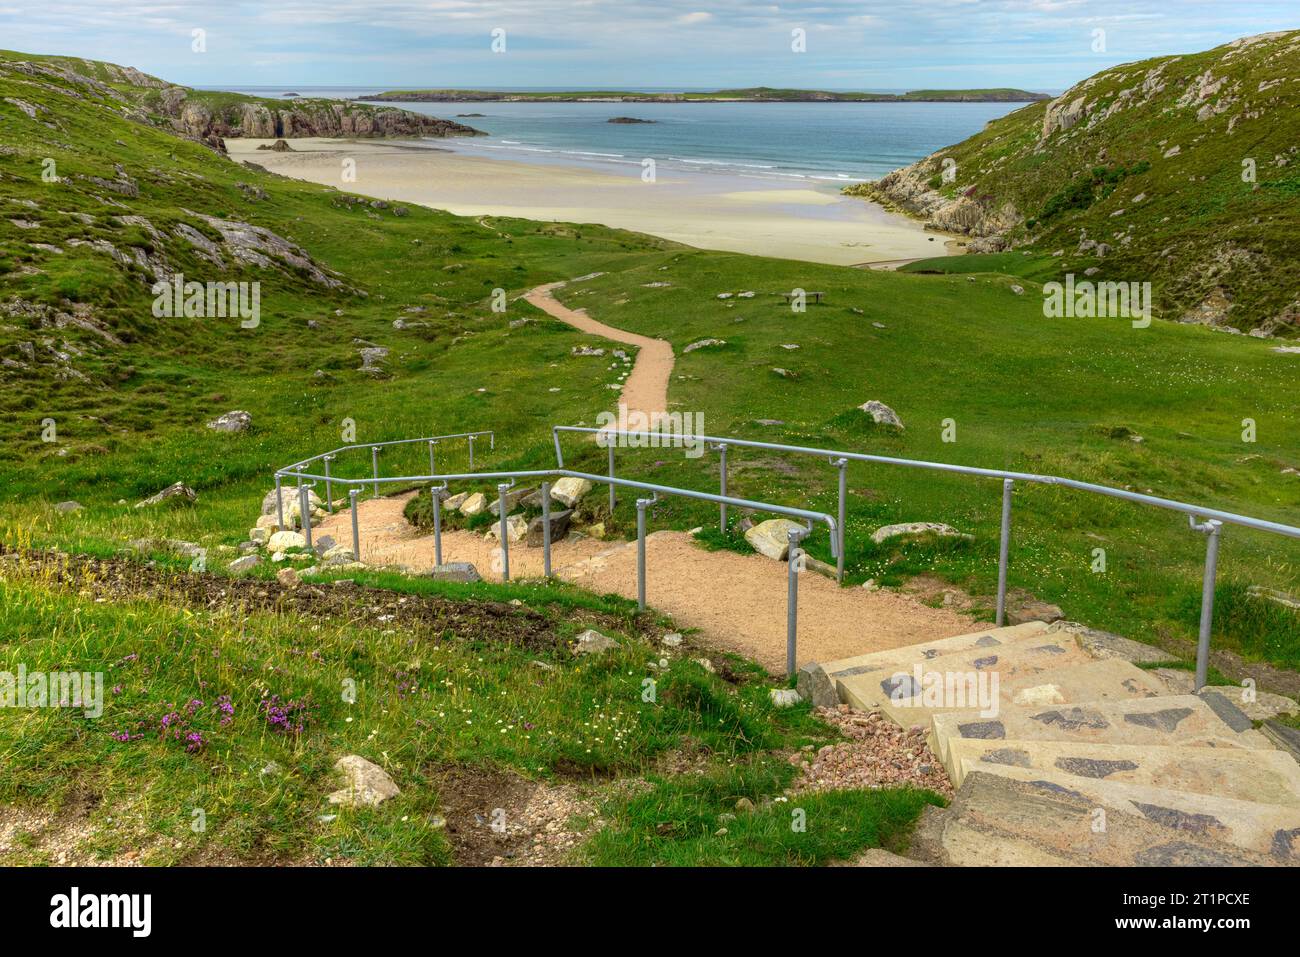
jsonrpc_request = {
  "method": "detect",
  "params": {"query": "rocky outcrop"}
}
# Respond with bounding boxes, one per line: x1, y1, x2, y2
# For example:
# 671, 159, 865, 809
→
158, 88, 483, 142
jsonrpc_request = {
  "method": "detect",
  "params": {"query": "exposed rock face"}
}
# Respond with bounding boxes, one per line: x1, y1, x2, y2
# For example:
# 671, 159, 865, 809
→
135, 482, 196, 508
207, 410, 251, 433
158, 88, 483, 142
859, 400, 904, 428
871, 522, 971, 545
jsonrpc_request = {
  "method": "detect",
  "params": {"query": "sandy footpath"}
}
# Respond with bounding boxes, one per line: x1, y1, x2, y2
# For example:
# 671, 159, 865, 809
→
226, 137, 954, 265
316, 494, 978, 674
523, 281, 672, 420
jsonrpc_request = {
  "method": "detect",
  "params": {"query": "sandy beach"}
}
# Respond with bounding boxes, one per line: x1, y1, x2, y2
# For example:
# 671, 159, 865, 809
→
226, 137, 954, 265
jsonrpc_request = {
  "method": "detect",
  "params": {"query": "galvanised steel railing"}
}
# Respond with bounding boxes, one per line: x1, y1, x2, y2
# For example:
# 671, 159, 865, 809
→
274, 431, 494, 525
553, 425, 1300, 691
275, 449, 839, 675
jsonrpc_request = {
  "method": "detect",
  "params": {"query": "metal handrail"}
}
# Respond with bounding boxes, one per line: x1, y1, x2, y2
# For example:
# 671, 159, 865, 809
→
553, 424, 1300, 690
273, 461, 838, 675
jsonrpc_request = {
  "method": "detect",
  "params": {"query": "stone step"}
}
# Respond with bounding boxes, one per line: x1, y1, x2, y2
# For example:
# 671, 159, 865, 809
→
929, 692, 1271, 769
838, 633, 1094, 712
955, 763, 1300, 862
948, 738, 1300, 807
871, 658, 1167, 726
908, 771, 1281, 866
822, 621, 1050, 684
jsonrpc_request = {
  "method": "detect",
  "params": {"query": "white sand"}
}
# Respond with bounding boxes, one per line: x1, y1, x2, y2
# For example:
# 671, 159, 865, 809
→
227, 137, 955, 266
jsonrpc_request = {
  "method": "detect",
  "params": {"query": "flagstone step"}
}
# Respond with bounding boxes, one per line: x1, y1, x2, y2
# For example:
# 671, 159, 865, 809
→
954, 763, 1300, 862
821, 621, 1050, 684
948, 738, 1300, 806
838, 633, 1096, 712
908, 771, 1280, 867
928, 692, 1270, 768
872, 658, 1168, 726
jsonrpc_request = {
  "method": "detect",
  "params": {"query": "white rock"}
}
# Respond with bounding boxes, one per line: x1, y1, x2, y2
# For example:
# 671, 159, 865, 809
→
267, 530, 306, 551
769, 689, 802, 708
249, 527, 269, 544
744, 518, 805, 561
484, 513, 528, 543
327, 755, 400, 807
459, 492, 488, 516
870, 522, 971, 545
228, 555, 261, 574
859, 400, 903, 429
573, 629, 619, 656
550, 476, 593, 508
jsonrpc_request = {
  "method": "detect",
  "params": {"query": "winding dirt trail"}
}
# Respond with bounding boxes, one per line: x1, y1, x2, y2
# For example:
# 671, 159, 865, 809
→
524, 281, 674, 422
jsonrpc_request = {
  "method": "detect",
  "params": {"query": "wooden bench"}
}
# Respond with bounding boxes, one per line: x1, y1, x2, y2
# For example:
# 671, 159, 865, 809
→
779, 290, 826, 304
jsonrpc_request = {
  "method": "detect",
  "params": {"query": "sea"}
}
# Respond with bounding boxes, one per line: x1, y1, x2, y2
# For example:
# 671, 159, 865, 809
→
204, 86, 1035, 186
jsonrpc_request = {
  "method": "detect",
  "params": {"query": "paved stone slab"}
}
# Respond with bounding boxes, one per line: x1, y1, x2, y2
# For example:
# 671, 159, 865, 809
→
823, 621, 1049, 679
949, 738, 1300, 806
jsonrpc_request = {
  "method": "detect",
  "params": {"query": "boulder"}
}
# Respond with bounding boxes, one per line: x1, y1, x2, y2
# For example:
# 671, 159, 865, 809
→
255, 513, 281, 530
1007, 599, 1065, 625
260, 488, 285, 515
550, 476, 593, 508
527, 509, 572, 547
135, 482, 197, 508
422, 562, 481, 583
744, 518, 806, 561
327, 755, 400, 807
276, 567, 301, 587
459, 492, 488, 516
321, 545, 355, 565
488, 486, 535, 516
769, 688, 802, 708
871, 522, 972, 545
267, 530, 306, 551
54, 500, 82, 513
484, 514, 528, 543
442, 491, 470, 510
796, 663, 840, 708
859, 400, 903, 429
249, 527, 270, 544
207, 410, 252, 433
573, 629, 619, 656
228, 555, 261, 574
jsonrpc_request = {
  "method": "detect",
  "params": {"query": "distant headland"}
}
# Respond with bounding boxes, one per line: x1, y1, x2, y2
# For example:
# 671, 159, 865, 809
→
365, 86, 1051, 104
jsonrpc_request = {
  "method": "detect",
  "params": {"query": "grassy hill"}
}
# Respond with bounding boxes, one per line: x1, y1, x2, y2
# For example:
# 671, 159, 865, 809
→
848, 30, 1300, 336
1, 45, 1298, 865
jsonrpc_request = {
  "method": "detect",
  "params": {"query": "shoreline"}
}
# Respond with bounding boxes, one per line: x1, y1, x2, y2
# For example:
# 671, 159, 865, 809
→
226, 137, 958, 266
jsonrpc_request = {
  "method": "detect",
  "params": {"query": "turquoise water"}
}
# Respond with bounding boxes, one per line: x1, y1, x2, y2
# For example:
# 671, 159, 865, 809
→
212, 87, 1027, 186
384, 100, 1025, 185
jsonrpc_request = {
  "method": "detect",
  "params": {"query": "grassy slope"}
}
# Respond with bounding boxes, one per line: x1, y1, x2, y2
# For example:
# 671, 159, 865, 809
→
850, 30, 1300, 334
1, 45, 1298, 864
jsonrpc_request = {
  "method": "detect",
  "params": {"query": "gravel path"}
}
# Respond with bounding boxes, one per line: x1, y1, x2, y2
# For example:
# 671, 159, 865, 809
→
318, 495, 979, 673
523, 280, 674, 421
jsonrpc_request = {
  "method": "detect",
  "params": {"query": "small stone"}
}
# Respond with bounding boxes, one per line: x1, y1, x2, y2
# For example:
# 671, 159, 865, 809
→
661, 633, 683, 647
228, 555, 261, 574
769, 688, 802, 708
573, 629, 619, 656
276, 567, 300, 587
327, 755, 400, 807
54, 500, 82, 513
207, 410, 252, 433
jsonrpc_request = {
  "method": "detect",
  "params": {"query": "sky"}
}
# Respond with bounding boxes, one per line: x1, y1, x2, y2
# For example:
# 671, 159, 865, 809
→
0, 1, 1295, 92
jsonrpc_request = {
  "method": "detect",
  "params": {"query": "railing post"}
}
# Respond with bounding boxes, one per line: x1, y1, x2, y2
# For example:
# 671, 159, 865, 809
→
497, 482, 510, 581
787, 529, 802, 676
717, 443, 729, 531
833, 457, 848, 583
636, 496, 650, 611
1194, 520, 1223, 691
541, 481, 553, 578
275, 473, 285, 529
323, 456, 333, 512
467, 434, 476, 471
428, 440, 437, 476
607, 442, 616, 517
371, 446, 380, 498
299, 483, 313, 551
349, 489, 360, 560
996, 478, 1013, 626
432, 486, 443, 566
